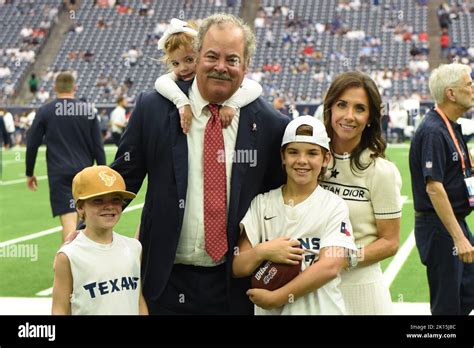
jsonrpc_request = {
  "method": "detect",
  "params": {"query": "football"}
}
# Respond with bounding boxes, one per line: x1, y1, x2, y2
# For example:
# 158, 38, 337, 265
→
251, 260, 302, 291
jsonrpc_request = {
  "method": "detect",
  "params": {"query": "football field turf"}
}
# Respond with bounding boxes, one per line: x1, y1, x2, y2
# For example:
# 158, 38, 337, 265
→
1, 144, 472, 303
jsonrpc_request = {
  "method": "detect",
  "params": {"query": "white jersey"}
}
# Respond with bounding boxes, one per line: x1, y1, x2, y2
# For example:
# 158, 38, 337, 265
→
58, 231, 142, 315
240, 185, 357, 315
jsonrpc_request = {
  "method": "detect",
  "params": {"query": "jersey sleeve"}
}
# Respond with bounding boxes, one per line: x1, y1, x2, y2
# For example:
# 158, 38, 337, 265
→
370, 158, 402, 219
223, 77, 262, 110
154, 72, 190, 109
419, 131, 446, 183
319, 197, 357, 251
239, 192, 266, 247
25, 108, 46, 177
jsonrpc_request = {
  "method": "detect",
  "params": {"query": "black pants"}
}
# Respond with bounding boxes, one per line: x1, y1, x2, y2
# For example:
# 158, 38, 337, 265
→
148, 263, 229, 315
415, 213, 474, 315
112, 132, 122, 146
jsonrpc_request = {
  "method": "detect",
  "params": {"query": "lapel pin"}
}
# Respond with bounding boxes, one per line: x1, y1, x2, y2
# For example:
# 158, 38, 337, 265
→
252, 123, 257, 132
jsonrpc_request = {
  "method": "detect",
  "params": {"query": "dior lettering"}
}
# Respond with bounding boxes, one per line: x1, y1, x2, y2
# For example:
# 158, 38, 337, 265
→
83, 276, 139, 298
342, 188, 365, 198
321, 184, 340, 195
18, 322, 55, 341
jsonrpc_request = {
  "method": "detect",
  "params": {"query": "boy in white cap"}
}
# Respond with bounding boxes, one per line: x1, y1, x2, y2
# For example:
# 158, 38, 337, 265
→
232, 116, 357, 315
52, 166, 148, 315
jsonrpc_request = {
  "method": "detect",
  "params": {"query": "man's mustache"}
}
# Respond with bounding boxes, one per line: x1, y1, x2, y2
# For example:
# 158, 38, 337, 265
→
207, 71, 232, 81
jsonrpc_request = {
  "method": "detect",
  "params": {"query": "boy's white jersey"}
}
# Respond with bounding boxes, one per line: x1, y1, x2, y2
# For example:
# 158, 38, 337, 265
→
58, 231, 142, 315
241, 185, 357, 315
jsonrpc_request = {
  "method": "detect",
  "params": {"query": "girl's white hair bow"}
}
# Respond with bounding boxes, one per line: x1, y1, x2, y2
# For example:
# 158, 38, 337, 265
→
157, 18, 198, 50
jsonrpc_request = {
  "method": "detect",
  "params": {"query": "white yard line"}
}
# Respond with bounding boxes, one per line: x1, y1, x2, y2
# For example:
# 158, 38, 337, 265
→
0, 226, 63, 248
383, 230, 416, 287
2, 157, 45, 165
401, 195, 408, 205
0, 175, 48, 186
382, 195, 414, 287
36, 287, 54, 297
0, 203, 144, 247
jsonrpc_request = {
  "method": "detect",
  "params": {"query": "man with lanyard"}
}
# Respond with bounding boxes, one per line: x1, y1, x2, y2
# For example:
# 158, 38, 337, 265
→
410, 63, 474, 315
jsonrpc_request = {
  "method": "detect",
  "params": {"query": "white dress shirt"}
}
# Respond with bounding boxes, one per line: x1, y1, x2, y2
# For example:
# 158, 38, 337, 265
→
174, 79, 240, 266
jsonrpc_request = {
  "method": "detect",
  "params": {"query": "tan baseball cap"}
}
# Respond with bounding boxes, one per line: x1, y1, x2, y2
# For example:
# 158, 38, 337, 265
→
72, 166, 136, 203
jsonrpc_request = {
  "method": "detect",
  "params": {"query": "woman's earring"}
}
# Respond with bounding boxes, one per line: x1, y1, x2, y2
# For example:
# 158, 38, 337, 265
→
367, 123, 371, 127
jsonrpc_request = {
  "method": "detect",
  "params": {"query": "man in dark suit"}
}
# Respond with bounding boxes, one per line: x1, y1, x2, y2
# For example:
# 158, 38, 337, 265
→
111, 13, 288, 315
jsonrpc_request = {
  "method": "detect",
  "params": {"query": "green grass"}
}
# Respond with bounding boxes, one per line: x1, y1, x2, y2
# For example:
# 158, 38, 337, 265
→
0, 143, 471, 301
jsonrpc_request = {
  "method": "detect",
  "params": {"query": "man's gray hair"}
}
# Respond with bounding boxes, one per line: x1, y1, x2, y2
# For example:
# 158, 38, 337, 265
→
428, 63, 472, 104
193, 13, 256, 67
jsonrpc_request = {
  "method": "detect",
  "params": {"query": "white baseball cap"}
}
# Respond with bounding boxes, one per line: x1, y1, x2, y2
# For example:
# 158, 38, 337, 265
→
281, 115, 330, 150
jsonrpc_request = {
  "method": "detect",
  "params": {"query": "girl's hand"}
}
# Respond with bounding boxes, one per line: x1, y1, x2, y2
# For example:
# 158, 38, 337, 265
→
178, 105, 193, 134
218, 106, 236, 128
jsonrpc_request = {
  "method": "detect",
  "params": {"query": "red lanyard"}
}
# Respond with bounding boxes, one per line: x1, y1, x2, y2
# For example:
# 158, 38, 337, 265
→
435, 106, 474, 177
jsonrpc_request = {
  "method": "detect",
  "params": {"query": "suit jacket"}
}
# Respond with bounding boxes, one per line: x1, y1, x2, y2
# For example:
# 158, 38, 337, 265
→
111, 82, 288, 314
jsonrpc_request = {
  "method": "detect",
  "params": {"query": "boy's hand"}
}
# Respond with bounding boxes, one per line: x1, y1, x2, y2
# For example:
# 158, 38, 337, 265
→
219, 106, 236, 128
255, 237, 304, 265
178, 105, 193, 134
246, 288, 285, 310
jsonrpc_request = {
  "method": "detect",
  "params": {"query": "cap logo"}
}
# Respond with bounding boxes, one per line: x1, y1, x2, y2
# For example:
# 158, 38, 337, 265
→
99, 171, 116, 187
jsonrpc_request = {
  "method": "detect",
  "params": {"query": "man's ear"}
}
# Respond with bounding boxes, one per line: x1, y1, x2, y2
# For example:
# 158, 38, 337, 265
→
243, 59, 250, 74
446, 87, 456, 102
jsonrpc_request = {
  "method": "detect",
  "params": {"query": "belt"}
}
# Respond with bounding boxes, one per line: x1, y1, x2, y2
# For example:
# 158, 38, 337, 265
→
173, 262, 226, 274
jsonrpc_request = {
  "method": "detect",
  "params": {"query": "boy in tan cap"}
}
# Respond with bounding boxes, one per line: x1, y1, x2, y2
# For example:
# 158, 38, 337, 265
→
52, 166, 148, 315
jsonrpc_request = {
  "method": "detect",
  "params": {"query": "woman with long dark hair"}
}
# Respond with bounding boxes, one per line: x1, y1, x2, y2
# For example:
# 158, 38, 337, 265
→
321, 71, 402, 314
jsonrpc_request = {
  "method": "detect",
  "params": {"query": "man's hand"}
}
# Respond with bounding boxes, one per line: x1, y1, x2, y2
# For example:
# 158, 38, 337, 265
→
64, 230, 80, 244
453, 235, 474, 263
27, 176, 38, 191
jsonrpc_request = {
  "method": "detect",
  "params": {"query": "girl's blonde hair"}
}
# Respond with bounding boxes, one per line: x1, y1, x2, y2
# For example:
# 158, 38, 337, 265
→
161, 21, 198, 65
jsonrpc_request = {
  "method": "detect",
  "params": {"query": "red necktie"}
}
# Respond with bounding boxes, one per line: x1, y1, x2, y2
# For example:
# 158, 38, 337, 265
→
204, 104, 228, 261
